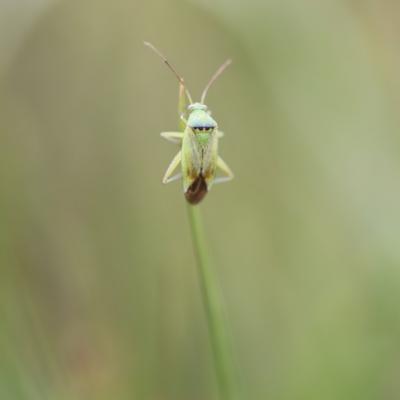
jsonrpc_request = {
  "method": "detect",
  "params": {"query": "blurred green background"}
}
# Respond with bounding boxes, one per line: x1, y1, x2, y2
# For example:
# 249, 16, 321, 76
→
1, 0, 400, 399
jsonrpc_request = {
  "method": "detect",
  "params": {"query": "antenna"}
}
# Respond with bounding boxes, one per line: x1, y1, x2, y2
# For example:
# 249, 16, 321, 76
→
200, 59, 232, 104
144, 41, 193, 104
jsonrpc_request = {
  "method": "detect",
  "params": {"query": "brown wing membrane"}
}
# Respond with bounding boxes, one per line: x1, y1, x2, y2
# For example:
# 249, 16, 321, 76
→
185, 174, 208, 204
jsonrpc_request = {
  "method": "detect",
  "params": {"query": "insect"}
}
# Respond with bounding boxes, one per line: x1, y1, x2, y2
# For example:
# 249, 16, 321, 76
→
145, 42, 234, 205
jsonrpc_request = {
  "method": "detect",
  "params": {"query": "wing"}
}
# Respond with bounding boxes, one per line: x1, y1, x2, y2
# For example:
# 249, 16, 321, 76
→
181, 127, 202, 192
201, 130, 219, 190
181, 128, 220, 193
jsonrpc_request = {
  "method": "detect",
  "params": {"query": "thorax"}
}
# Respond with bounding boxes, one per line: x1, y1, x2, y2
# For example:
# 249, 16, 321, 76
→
186, 107, 217, 148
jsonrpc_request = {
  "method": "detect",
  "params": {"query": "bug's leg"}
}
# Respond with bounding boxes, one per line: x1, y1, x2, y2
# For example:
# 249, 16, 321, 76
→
178, 82, 188, 125
160, 131, 184, 144
214, 156, 234, 184
162, 150, 182, 184
164, 172, 182, 183
180, 113, 188, 125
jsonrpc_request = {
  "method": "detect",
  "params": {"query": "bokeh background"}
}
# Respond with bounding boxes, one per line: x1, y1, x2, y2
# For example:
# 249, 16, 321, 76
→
1, 0, 400, 399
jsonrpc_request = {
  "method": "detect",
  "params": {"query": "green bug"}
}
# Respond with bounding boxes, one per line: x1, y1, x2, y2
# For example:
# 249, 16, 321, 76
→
145, 42, 234, 204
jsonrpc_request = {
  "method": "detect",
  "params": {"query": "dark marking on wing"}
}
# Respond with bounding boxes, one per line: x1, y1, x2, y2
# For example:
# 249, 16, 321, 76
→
185, 174, 208, 205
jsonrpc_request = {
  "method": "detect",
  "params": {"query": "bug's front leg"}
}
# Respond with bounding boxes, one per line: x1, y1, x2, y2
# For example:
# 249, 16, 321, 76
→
160, 131, 184, 144
214, 156, 234, 184
162, 150, 182, 184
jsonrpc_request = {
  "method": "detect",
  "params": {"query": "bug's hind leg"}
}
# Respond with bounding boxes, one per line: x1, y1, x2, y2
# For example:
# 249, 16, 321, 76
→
213, 156, 234, 184
160, 131, 183, 144
164, 172, 182, 183
162, 150, 182, 184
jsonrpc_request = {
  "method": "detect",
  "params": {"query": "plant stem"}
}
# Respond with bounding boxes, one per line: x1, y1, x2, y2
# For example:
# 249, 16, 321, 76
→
179, 83, 237, 400
186, 205, 237, 400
